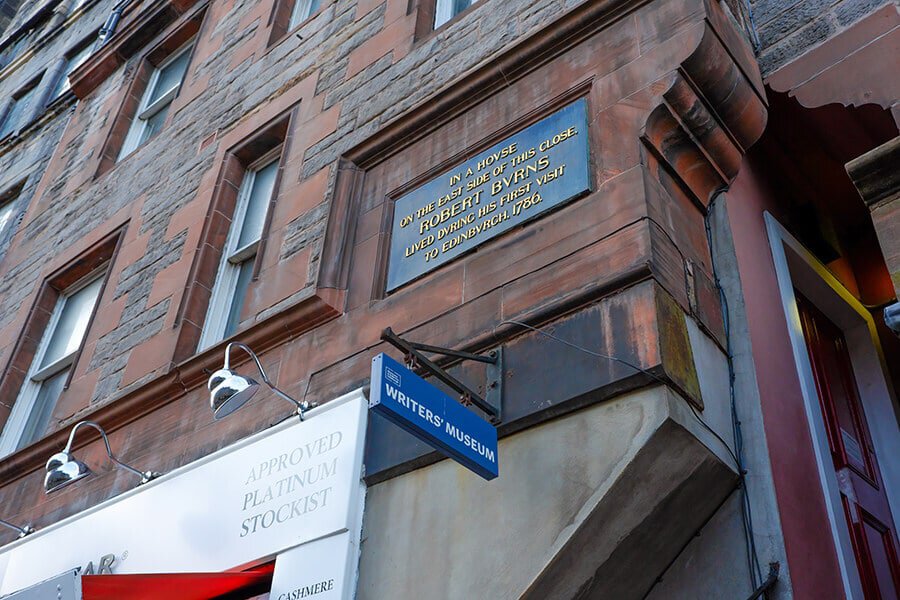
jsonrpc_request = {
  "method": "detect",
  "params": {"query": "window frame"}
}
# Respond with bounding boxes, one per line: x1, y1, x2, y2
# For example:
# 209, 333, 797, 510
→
118, 38, 194, 160
0, 75, 42, 139
288, 0, 321, 30
433, 0, 477, 29
0, 195, 16, 236
172, 109, 292, 363
198, 149, 282, 350
0, 267, 106, 457
0, 182, 24, 252
764, 212, 900, 599
50, 37, 95, 100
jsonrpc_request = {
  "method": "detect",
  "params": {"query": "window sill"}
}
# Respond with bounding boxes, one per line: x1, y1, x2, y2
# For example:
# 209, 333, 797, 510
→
0, 94, 78, 159
44, 89, 78, 112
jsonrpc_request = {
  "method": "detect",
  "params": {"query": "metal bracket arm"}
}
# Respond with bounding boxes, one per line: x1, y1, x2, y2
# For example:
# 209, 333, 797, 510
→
381, 328, 501, 420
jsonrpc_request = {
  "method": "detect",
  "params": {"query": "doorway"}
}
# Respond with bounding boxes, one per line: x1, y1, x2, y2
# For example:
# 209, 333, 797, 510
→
767, 213, 900, 599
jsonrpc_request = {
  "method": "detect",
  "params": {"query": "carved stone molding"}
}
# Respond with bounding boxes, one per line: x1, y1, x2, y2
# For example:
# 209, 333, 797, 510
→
642, 22, 768, 208
846, 135, 900, 296
69, 0, 206, 99
767, 4, 899, 122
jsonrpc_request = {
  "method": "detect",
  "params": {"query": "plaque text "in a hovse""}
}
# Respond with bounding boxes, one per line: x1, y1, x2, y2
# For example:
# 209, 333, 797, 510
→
386, 99, 591, 291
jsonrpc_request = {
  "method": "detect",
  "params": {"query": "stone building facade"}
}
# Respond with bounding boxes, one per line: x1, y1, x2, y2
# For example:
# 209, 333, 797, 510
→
0, 0, 896, 597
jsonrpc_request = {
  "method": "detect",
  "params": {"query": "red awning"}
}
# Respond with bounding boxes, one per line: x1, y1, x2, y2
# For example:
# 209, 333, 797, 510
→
81, 564, 274, 600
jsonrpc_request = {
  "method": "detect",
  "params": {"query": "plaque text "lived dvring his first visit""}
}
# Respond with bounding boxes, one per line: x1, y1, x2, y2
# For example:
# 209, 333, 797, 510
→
386, 99, 591, 291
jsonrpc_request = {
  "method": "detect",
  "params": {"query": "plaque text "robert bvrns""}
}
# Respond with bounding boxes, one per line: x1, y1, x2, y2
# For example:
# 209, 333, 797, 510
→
387, 99, 591, 291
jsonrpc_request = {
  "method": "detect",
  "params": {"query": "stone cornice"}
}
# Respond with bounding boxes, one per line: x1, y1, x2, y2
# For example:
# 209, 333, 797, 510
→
68, 0, 203, 98
344, 0, 656, 168
0, 0, 61, 53
642, 13, 767, 208
846, 135, 900, 208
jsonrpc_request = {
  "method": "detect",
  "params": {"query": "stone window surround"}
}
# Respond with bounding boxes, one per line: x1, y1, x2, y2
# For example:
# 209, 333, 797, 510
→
93, 6, 205, 177
116, 36, 195, 161
413, 0, 481, 40
0, 180, 24, 250
173, 109, 294, 364
0, 71, 43, 141
0, 228, 123, 455
433, 0, 477, 29
266, 0, 327, 47
45, 30, 97, 104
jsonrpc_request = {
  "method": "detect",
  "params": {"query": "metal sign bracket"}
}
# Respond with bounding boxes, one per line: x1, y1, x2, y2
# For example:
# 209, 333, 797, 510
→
380, 328, 503, 424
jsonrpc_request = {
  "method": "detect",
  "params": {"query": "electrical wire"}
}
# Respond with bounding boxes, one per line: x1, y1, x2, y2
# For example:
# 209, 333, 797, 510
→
704, 196, 765, 588
646, 210, 764, 588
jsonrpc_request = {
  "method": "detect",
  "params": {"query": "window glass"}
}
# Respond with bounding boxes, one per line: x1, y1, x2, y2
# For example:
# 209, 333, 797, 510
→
147, 48, 191, 106
16, 370, 67, 450
140, 106, 170, 145
53, 43, 93, 98
200, 156, 280, 349
0, 200, 14, 233
119, 41, 193, 159
39, 277, 103, 370
0, 84, 36, 138
237, 160, 278, 250
0, 268, 106, 456
434, 0, 476, 28
289, 0, 321, 28
224, 260, 255, 338
0, 34, 29, 71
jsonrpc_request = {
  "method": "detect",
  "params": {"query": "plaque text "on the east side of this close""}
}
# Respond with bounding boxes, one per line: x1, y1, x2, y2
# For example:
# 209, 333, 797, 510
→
386, 99, 592, 291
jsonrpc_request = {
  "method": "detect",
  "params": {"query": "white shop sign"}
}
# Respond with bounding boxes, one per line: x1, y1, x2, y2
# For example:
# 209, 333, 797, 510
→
270, 532, 355, 600
0, 390, 368, 597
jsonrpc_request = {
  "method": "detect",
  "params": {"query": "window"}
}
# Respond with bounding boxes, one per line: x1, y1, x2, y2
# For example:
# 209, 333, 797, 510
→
434, 0, 477, 28
0, 77, 40, 139
0, 182, 23, 246
0, 33, 31, 71
173, 111, 290, 361
118, 40, 193, 159
199, 157, 279, 348
50, 40, 94, 99
289, 0, 321, 29
0, 196, 15, 234
0, 272, 104, 456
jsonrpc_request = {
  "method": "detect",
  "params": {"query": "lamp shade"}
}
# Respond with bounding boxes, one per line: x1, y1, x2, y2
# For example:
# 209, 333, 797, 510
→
209, 368, 260, 419
44, 451, 92, 494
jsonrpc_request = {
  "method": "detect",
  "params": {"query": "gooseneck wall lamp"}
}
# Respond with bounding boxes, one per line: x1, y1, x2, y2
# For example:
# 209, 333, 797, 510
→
0, 518, 33, 538
44, 421, 160, 494
207, 342, 311, 420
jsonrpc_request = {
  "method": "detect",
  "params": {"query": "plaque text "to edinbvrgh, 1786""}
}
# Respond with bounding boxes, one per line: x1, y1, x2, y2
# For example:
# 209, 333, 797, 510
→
386, 98, 592, 291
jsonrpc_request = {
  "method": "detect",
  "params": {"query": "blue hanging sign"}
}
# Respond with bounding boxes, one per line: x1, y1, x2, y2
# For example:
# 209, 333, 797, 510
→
369, 353, 499, 480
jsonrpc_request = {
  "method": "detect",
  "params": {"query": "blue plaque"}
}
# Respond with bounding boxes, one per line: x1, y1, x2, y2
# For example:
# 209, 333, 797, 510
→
369, 353, 499, 480
387, 98, 591, 291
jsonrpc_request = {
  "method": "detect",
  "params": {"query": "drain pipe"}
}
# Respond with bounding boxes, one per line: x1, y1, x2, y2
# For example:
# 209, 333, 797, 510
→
95, 0, 132, 48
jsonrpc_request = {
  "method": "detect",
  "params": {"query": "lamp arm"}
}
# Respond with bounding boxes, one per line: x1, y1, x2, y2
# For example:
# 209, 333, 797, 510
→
0, 518, 32, 538
225, 342, 310, 418
270, 384, 310, 419
225, 342, 271, 382
65, 421, 152, 483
